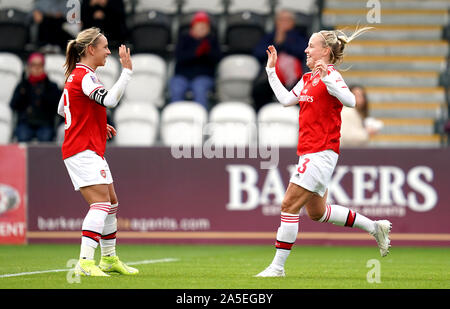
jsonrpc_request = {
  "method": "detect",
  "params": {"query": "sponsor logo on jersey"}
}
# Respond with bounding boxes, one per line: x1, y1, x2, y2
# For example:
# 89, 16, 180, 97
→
90, 74, 101, 84
298, 94, 314, 103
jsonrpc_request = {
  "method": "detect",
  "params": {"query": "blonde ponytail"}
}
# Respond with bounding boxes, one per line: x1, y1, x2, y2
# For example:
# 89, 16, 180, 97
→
318, 26, 373, 65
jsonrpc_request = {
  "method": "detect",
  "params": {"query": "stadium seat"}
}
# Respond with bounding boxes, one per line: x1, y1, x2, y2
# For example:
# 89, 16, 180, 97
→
0, 102, 12, 144
160, 101, 208, 147
124, 54, 166, 107
127, 10, 172, 55
216, 54, 260, 103
258, 103, 299, 147
181, 0, 225, 15
0, 8, 29, 52
227, 0, 272, 15
114, 102, 160, 146
276, 0, 318, 15
208, 101, 257, 147
225, 0, 270, 54
96, 55, 120, 90
0, 0, 34, 12
134, 0, 178, 14
225, 11, 267, 54
44, 53, 65, 89
0, 52, 23, 103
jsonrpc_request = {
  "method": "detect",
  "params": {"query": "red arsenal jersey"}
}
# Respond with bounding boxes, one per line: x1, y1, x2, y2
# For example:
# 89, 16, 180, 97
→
61, 63, 107, 160
291, 65, 346, 156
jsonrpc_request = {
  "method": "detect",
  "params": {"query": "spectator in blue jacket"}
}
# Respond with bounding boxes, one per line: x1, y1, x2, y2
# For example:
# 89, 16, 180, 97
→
169, 11, 222, 109
251, 9, 308, 111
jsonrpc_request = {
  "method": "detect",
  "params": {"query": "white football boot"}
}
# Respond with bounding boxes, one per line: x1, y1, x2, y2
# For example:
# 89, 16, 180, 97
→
371, 220, 392, 257
254, 265, 286, 277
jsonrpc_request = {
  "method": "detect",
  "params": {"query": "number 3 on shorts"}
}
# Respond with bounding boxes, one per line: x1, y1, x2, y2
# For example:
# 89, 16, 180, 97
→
297, 158, 310, 174
63, 89, 72, 130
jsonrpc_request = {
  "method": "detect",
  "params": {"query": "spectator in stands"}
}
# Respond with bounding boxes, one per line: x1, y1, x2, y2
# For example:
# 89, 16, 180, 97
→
251, 9, 308, 111
169, 11, 222, 109
32, 0, 74, 52
340, 85, 383, 147
10, 52, 61, 142
81, 0, 127, 49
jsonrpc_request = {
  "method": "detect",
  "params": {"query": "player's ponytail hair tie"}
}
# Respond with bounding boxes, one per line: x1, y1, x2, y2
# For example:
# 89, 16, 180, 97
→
64, 27, 102, 82
318, 26, 373, 65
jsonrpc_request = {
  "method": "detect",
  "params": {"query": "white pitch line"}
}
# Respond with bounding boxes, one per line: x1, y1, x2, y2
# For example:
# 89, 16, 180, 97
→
0, 268, 69, 278
124, 258, 179, 266
0, 258, 179, 278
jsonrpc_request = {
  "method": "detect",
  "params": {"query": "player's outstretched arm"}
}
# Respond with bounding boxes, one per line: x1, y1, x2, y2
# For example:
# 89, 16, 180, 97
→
265, 45, 300, 107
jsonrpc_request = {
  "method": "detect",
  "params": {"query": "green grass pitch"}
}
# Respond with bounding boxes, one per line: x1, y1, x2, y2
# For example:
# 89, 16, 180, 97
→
0, 244, 449, 289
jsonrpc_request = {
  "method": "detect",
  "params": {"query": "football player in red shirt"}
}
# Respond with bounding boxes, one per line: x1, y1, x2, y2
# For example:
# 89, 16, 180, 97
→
57, 27, 137, 276
256, 28, 392, 277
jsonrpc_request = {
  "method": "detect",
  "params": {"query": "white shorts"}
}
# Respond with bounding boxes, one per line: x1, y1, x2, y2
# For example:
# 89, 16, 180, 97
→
64, 150, 113, 191
289, 149, 338, 197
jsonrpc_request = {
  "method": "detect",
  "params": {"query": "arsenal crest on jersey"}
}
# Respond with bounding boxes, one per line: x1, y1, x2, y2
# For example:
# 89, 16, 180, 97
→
312, 77, 320, 86
100, 170, 107, 178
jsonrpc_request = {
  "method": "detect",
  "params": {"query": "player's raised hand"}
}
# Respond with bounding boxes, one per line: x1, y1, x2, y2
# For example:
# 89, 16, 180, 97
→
119, 44, 132, 71
314, 59, 328, 79
266, 45, 278, 68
